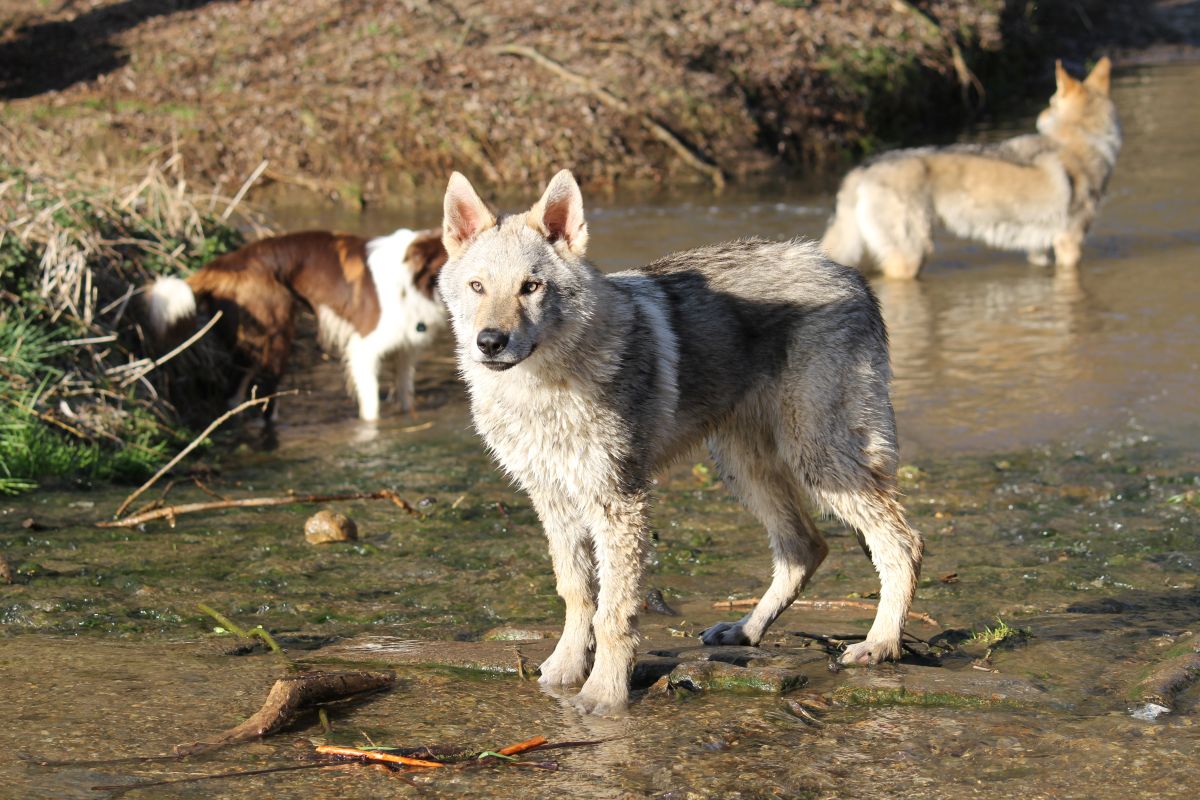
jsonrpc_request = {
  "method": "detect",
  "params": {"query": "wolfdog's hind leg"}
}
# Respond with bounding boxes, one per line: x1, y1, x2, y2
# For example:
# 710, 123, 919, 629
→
819, 485, 922, 665
701, 431, 828, 647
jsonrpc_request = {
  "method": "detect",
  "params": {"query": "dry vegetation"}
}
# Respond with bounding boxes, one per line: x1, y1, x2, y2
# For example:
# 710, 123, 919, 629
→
0, 1, 1166, 205
0, 131, 257, 493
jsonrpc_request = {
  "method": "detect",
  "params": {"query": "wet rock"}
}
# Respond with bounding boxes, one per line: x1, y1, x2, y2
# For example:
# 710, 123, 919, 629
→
319, 636, 555, 675
1127, 632, 1200, 715
304, 510, 357, 544
834, 664, 1055, 709
0, 553, 12, 585
643, 587, 679, 616
483, 625, 555, 641
667, 661, 807, 694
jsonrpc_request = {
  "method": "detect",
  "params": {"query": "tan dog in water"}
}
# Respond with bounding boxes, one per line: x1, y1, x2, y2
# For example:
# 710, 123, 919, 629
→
822, 58, 1120, 278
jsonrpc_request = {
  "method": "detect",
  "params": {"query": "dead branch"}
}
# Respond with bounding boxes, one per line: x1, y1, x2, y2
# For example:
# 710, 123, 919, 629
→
315, 745, 447, 769
98, 489, 418, 528
889, 0, 984, 107
174, 670, 396, 756
118, 310, 224, 387
492, 44, 725, 190
496, 735, 547, 756
112, 390, 295, 518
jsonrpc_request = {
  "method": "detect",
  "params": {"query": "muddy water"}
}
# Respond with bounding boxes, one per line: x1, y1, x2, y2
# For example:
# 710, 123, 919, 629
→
3, 63, 1199, 799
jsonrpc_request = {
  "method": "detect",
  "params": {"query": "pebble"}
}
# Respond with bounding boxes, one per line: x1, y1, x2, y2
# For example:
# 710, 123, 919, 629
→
304, 510, 358, 544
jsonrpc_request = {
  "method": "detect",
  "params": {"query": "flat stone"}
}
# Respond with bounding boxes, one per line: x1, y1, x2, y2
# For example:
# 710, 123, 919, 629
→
482, 625, 557, 641
316, 636, 555, 674
667, 660, 807, 694
834, 663, 1054, 708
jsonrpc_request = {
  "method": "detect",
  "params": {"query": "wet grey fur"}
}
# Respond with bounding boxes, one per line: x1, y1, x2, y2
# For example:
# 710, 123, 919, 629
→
438, 171, 922, 716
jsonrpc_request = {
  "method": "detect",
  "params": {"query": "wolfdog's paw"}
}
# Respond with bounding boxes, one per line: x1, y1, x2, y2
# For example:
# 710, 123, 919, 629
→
700, 621, 754, 647
568, 684, 629, 718
537, 651, 590, 687
839, 638, 901, 666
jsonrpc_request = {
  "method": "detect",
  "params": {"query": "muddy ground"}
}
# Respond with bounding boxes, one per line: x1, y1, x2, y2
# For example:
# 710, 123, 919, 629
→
0, 0, 1180, 204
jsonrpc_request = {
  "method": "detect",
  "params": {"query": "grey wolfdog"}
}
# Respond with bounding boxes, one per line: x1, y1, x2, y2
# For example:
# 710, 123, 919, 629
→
823, 57, 1120, 278
438, 170, 923, 716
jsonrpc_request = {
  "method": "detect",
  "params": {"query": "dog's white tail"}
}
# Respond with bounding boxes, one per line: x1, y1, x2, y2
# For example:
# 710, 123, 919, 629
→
144, 276, 196, 338
820, 168, 865, 268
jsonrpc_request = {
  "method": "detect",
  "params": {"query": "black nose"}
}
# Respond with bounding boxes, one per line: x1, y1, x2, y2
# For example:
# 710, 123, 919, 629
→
476, 328, 509, 358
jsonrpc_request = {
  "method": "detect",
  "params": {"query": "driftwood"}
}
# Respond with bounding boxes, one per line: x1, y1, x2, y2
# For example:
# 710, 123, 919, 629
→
492, 44, 725, 190
712, 596, 939, 627
99, 489, 418, 528
175, 670, 396, 756
113, 390, 295, 518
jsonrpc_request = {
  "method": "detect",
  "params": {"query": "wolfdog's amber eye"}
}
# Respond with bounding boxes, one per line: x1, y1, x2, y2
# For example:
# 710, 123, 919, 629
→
469, 280, 484, 294
520, 281, 542, 295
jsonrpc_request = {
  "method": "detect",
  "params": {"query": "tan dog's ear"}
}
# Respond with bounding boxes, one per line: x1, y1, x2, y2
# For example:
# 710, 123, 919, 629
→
1055, 59, 1081, 95
1084, 56, 1112, 95
443, 172, 496, 259
527, 169, 588, 257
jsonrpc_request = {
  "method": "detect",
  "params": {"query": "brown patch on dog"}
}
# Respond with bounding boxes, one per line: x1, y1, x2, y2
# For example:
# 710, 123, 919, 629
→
405, 227, 448, 299
181, 231, 385, 413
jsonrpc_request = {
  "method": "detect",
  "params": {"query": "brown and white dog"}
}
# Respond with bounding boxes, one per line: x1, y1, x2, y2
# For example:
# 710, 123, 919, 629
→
144, 228, 447, 421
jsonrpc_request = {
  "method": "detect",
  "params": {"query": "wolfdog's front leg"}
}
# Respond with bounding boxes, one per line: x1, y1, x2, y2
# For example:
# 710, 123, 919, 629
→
530, 490, 595, 688
570, 493, 650, 716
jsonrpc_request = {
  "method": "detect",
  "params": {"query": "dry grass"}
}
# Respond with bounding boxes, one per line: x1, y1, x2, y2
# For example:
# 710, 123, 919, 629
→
0, 130, 266, 492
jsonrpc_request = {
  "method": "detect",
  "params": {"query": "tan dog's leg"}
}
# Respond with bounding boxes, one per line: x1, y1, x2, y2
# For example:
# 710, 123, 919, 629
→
1053, 231, 1083, 269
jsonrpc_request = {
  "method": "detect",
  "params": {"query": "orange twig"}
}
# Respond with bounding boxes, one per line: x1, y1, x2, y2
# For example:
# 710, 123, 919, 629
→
496, 735, 547, 756
315, 745, 446, 769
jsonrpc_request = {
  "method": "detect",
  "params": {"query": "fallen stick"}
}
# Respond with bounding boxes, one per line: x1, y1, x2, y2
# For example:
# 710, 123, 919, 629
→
99, 489, 417, 528
492, 44, 725, 189
713, 597, 939, 626
118, 310, 223, 388
174, 670, 396, 756
113, 390, 295, 517
315, 745, 446, 769
496, 735, 547, 756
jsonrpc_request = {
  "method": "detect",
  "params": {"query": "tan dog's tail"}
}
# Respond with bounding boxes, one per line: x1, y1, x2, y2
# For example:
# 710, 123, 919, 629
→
821, 167, 865, 268
143, 276, 197, 341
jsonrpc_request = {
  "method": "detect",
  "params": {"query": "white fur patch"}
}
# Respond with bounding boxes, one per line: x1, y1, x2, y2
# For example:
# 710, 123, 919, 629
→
145, 276, 196, 336
316, 229, 448, 420
612, 274, 680, 436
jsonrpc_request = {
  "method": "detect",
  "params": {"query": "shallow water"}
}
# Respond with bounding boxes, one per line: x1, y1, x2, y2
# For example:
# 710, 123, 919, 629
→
2, 61, 1199, 799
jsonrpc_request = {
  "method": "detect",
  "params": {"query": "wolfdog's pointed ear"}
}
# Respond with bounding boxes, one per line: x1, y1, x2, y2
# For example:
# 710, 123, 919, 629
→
443, 172, 496, 259
1084, 56, 1112, 95
1055, 59, 1080, 94
527, 169, 588, 256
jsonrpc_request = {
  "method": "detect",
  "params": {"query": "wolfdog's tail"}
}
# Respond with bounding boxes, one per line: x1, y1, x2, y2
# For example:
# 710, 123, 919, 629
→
820, 168, 865, 268
144, 276, 197, 340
